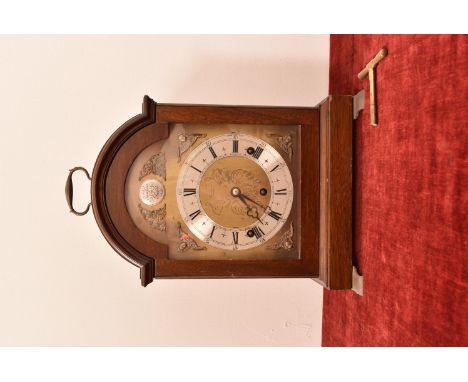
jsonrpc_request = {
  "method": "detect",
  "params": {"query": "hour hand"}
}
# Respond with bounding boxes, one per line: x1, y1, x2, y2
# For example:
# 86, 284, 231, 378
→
246, 205, 264, 224
246, 206, 259, 219
231, 187, 263, 223
241, 196, 262, 223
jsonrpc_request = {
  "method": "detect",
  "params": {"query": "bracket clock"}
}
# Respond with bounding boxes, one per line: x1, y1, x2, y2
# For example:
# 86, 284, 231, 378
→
66, 95, 353, 289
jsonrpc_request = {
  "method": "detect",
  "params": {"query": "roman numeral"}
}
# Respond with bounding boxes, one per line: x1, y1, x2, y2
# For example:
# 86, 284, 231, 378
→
189, 209, 201, 220
252, 146, 264, 159
274, 189, 287, 195
252, 226, 265, 239
268, 210, 282, 221
270, 164, 279, 172
233, 139, 239, 153
232, 231, 239, 244
190, 165, 202, 173
183, 188, 197, 196
210, 226, 216, 238
209, 146, 217, 159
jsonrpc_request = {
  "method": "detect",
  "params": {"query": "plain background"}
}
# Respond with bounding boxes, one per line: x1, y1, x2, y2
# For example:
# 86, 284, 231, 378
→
0, 35, 329, 346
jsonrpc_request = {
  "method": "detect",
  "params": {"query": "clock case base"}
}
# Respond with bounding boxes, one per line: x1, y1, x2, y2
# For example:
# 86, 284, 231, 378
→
77, 95, 352, 290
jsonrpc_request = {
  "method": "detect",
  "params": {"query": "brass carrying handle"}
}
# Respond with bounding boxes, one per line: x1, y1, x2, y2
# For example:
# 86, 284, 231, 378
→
65, 167, 92, 216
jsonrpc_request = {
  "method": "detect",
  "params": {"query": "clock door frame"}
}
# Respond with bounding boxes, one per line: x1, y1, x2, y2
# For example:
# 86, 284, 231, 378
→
91, 96, 320, 285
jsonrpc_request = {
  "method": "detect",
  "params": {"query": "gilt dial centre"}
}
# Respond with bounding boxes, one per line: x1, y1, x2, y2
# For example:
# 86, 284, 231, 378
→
199, 156, 271, 228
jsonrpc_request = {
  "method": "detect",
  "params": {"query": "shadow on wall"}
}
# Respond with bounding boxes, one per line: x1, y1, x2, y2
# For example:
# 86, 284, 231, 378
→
159, 54, 328, 106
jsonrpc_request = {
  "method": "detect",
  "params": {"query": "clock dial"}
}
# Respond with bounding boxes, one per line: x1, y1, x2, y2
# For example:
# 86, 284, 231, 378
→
176, 133, 293, 251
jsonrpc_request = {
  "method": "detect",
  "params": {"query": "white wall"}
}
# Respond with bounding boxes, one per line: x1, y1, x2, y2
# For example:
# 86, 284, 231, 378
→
0, 35, 329, 346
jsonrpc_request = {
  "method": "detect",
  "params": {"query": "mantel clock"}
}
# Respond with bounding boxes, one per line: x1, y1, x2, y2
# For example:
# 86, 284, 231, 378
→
66, 95, 353, 289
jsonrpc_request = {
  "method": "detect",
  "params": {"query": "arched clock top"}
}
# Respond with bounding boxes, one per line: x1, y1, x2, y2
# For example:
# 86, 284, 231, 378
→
91, 95, 166, 287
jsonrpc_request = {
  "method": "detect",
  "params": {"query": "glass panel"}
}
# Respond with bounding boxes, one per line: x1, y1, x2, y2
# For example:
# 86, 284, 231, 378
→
125, 123, 302, 261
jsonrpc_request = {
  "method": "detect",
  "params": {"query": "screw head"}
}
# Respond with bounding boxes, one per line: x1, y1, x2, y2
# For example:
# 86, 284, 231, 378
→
231, 187, 241, 196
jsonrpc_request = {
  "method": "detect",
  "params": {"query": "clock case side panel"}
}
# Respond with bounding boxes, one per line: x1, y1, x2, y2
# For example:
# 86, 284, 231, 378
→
154, 103, 321, 279
91, 96, 169, 287
317, 95, 353, 290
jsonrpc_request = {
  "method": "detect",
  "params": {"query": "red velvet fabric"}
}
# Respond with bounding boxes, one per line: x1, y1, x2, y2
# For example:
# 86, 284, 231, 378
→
322, 35, 468, 346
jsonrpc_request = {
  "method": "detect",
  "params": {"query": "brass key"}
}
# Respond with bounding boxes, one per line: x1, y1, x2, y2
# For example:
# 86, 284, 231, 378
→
358, 47, 388, 126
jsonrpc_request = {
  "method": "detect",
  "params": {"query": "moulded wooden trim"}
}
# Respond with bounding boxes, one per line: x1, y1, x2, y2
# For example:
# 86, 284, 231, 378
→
156, 104, 317, 125
317, 95, 353, 290
91, 96, 157, 286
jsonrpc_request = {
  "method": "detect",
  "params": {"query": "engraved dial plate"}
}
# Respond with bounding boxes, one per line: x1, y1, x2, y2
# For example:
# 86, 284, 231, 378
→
125, 122, 301, 261
176, 133, 293, 251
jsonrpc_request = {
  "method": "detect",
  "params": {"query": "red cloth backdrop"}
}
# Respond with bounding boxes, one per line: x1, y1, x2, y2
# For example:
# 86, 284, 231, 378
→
322, 35, 468, 346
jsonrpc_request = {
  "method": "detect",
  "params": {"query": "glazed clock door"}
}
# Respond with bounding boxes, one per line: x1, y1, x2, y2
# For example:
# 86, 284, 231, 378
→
125, 122, 303, 262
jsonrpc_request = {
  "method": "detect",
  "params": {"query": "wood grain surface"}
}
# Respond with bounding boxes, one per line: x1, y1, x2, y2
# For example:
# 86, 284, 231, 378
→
318, 95, 353, 289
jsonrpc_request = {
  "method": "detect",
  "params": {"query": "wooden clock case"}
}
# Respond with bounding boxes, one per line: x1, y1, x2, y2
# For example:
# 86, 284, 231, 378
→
66, 95, 353, 289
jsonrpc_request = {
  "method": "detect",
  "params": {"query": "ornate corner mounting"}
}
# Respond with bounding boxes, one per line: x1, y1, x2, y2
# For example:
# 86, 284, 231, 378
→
176, 222, 206, 252
138, 203, 166, 231
267, 133, 293, 160
139, 152, 166, 181
177, 133, 207, 163
268, 223, 294, 250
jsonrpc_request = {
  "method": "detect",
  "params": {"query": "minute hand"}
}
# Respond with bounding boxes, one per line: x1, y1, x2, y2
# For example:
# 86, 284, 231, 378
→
240, 193, 270, 211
